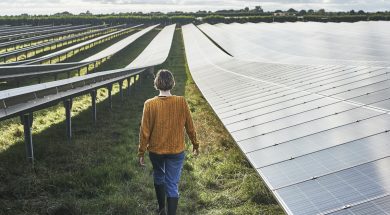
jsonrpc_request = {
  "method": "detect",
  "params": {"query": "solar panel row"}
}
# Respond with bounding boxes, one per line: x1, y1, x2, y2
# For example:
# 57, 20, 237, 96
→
127, 24, 175, 69
0, 24, 154, 81
0, 24, 128, 64
0, 24, 100, 51
0, 25, 73, 41
182, 23, 390, 215
0, 24, 54, 36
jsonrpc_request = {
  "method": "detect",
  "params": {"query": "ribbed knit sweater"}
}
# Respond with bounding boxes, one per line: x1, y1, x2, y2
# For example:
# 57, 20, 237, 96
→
138, 95, 198, 157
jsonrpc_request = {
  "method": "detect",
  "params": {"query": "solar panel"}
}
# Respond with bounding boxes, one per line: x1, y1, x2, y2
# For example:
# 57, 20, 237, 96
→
198, 22, 390, 67
82, 24, 157, 62
127, 24, 175, 69
182, 23, 390, 215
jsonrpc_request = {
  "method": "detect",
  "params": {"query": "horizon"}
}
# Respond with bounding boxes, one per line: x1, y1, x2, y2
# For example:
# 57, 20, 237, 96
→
0, 0, 389, 16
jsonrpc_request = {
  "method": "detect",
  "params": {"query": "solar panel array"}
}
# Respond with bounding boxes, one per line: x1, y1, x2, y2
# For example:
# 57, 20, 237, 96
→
0, 24, 126, 65
182, 23, 390, 215
0, 24, 176, 163
0, 24, 99, 52
0, 25, 72, 41
0, 24, 156, 81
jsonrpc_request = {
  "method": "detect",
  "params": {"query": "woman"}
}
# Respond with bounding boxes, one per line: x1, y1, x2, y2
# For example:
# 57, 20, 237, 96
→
138, 69, 199, 215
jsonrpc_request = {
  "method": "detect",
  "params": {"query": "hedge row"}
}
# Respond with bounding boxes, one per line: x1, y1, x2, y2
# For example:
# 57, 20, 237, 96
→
0, 14, 389, 26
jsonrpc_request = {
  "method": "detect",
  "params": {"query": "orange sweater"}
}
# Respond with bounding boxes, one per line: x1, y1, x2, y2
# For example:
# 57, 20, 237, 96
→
138, 95, 198, 157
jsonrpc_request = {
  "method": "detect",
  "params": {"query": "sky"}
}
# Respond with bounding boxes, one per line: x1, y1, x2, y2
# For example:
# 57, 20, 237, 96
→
0, 0, 389, 15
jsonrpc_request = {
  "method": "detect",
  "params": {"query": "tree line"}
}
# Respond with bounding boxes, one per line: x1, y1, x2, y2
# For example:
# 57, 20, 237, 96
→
0, 7, 389, 26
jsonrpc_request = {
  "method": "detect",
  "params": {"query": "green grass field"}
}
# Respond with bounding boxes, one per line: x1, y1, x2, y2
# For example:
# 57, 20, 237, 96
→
0, 28, 284, 215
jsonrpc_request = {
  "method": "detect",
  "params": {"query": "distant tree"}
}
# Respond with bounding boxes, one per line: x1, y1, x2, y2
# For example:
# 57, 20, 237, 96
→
287, 8, 297, 13
350, 10, 356, 15
255, 6, 264, 13
298, 10, 307, 15
358, 10, 365, 15
244, 7, 249, 12
318, 8, 326, 15
308, 9, 315, 14
55, 11, 73, 16
275, 9, 283, 13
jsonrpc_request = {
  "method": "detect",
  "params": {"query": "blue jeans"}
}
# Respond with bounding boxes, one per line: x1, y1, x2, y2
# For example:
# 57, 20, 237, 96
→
148, 151, 185, 198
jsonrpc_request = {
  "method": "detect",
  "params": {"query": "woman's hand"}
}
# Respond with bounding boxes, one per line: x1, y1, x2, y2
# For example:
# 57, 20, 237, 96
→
139, 156, 145, 167
193, 148, 199, 156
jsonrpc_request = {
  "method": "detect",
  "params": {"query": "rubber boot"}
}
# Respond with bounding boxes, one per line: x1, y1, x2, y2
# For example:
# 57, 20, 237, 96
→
154, 184, 166, 215
167, 197, 179, 215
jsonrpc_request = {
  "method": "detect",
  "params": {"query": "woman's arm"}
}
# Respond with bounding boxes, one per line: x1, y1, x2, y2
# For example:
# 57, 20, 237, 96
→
183, 98, 199, 151
138, 101, 151, 157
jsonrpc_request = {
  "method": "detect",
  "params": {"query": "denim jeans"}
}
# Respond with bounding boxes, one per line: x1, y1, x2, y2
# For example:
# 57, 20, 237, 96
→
148, 151, 185, 198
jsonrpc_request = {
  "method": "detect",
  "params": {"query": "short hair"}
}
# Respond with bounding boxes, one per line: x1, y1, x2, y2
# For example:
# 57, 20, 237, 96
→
154, 69, 175, 91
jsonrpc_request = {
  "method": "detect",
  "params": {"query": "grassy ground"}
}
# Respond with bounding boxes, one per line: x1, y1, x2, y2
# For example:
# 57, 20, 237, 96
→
0, 28, 284, 215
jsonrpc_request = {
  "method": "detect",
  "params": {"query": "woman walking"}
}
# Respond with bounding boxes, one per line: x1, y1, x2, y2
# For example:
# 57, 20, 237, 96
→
138, 69, 199, 215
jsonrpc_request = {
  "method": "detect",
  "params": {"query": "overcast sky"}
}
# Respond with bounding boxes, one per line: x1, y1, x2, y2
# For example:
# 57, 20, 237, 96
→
0, 0, 389, 15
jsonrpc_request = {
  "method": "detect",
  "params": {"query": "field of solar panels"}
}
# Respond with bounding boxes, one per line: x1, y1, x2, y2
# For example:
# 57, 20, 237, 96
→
184, 21, 390, 215
0, 23, 283, 214
1, 21, 390, 215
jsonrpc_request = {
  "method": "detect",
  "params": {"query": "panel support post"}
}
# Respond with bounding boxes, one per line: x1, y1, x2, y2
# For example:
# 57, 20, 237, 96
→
64, 98, 73, 141
127, 77, 131, 97
91, 90, 97, 124
20, 113, 34, 164
137, 74, 141, 89
119, 80, 124, 101
147, 66, 155, 79
107, 84, 113, 110
133, 75, 138, 91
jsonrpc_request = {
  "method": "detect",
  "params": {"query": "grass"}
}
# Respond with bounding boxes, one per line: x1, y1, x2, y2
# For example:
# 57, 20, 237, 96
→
0, 28, 284, 215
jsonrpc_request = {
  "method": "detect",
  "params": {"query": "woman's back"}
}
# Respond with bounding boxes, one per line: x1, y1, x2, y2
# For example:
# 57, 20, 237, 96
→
138, 95, 197, 156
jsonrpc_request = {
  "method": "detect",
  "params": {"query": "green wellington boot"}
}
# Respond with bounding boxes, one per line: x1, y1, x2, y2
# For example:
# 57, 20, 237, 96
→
167, 197, 178, 215
154, 184, 166, 215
